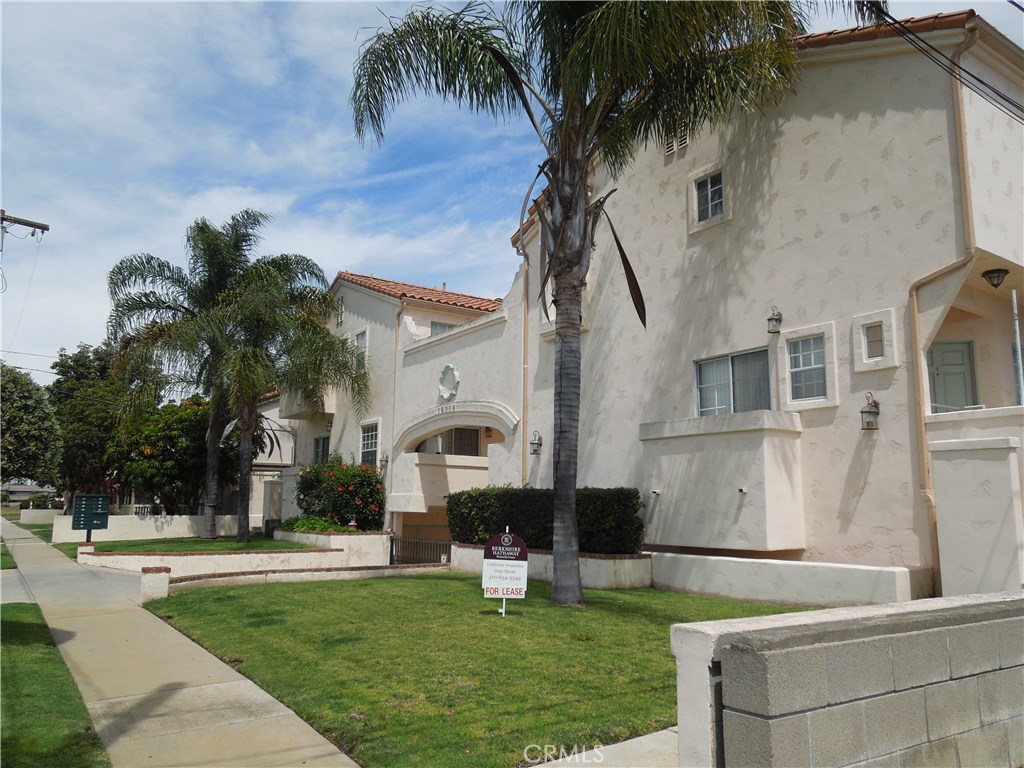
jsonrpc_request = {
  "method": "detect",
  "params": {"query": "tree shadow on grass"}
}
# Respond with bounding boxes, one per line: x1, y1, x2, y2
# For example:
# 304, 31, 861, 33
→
1, 727, 110, 768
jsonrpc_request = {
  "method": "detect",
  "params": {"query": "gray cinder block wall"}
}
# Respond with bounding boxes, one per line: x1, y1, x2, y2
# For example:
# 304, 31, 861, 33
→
671, 593, 1024, 767
713, 594, 1023, 767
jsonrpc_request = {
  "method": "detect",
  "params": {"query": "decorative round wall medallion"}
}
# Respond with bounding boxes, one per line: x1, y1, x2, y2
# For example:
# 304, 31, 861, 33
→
438, 363, 460, 401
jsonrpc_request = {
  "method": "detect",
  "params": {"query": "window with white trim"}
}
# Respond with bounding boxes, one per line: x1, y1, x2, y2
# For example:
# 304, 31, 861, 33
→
360, 423, 378, 466
696, 172, 724, 222
430, 321, 455, 336
788, 335, 826, 400
313, 436, 330, 463
335, 296, 345, 328
852, 309, 899, 372
354, 330, 367, 372
696, 349, 770, 416
864, 323, 884, 359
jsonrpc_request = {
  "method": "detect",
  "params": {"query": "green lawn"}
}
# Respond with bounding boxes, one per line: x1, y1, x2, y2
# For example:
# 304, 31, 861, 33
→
1, 542, 14, 570
1, 603, 111, 767
2, 508, 23, 521
150, 573, 803, 767
17, 523, 53, 543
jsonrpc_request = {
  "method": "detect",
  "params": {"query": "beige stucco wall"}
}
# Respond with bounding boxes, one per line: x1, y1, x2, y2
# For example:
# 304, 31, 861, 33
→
960, 48, 1024, 266
517, 39, 976, 571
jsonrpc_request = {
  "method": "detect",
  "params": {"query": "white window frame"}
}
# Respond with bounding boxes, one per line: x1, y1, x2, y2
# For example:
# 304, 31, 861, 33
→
778, 321, 840, 411
430, 321, 455, 336
313, 435, 330, 463
688, 164, 730, 234
695, 347, 771, 417
335, 296, 345, 328
353, 327, 368, 372
360, 420, 380, 467
852, 308, 899, 372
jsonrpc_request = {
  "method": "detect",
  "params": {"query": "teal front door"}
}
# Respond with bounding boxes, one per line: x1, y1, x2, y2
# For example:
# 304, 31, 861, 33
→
927, 341, 977, 412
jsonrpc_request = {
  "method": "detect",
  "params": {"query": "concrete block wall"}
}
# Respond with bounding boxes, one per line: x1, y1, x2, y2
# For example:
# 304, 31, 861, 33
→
713, 594, 1023, 767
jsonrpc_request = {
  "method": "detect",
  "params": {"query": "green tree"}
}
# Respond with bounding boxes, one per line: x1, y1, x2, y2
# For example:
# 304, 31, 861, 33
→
0, 364, 60, 485
352, 0, 882, 604
107, 395, 252, 515
48, 344, 132, 498
209, 255, 370, 542
107, 210, 267, 536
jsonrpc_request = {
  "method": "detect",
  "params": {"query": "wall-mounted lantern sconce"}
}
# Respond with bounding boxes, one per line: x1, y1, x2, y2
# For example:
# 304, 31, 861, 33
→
484, 427, 493, 438
325, 419, 333, 430
982, 268, 1009, 289
379, 451, 388, 473
860, 392, 880, 431
767, 306, 783, 334
529, 431, 543, 455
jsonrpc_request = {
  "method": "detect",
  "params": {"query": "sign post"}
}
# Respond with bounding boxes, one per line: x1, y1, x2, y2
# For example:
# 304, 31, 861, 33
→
482, 528, 528, 616
71, 494, 110, 543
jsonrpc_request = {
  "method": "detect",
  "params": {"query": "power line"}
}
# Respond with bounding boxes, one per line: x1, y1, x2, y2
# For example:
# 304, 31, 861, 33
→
874, 6, 1024, 125
0, 349, 61, 359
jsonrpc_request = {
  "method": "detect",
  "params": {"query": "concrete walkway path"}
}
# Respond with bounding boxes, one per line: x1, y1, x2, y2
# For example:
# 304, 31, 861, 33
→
1, 519, 356, 768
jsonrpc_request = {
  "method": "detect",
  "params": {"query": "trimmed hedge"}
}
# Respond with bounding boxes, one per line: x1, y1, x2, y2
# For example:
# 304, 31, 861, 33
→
447, 486, 644, 555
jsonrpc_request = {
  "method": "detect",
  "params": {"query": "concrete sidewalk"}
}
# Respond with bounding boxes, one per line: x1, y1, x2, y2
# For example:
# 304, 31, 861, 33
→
1, 518, 356, 767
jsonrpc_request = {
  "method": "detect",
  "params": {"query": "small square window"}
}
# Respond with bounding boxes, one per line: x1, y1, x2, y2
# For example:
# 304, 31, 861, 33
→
864, 323, 884, 360
789, 335, 826, 400
696, 172, 724, 222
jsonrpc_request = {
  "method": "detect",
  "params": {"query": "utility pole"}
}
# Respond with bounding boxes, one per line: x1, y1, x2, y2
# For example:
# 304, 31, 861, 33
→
0, 209, 50, 254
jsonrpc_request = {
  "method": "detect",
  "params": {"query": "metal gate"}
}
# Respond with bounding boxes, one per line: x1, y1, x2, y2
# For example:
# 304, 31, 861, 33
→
390, 536, 452, 565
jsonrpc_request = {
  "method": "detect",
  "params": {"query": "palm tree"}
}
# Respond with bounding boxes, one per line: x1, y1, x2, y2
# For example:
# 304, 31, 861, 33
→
107, 210, 275, 537
210, 255, 370, 542
352, 1, 883, 604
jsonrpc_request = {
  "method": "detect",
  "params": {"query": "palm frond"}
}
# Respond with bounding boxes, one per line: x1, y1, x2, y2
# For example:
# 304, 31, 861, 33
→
351, 1, 526, 143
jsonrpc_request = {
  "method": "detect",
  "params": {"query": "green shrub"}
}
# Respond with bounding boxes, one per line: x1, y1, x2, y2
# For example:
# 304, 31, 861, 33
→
447, 486, 644, 555
19, 492, 59, 510
280, 515, 349, 533
295, 455, 385, 530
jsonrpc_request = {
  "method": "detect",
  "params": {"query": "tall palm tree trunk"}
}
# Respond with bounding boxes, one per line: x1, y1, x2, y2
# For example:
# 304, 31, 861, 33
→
552, 273, 585, 604
201, 409, 226, 539
549, 145, 588, 605
235, 403, 257, 543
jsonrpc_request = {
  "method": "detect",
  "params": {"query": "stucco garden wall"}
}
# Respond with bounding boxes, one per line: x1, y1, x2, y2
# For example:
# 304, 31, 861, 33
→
671, 591, 1023, 767
451, 543, 652, 590
52, 514, 258, 544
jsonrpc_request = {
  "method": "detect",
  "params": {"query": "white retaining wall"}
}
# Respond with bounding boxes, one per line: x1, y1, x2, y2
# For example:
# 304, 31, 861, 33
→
78, 547, 351, 577
19, 509, 59, 524
52, 514, 260, 544
652, 552, 921, 606
451, 543, 652, 589
274, 530, 390, 565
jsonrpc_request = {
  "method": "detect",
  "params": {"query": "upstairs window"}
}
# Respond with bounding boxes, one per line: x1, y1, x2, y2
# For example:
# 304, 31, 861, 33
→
789, 335, 826, 400
360, 423, 378, 466
696, 172, 724, 222
431, 321, 455, 336
354, 330, 367, 372
864, 323, 884, 360
697, 349, 770, 416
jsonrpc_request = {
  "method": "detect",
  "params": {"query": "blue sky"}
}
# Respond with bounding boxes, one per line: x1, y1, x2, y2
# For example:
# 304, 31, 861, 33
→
2, 1, 1021, 385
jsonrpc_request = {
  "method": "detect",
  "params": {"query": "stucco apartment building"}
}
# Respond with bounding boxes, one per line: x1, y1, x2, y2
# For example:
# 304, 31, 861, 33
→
273, 10, 1023, 605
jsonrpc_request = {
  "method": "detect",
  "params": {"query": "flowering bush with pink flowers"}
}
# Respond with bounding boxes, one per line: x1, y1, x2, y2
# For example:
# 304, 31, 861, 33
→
295, 455, 385, 530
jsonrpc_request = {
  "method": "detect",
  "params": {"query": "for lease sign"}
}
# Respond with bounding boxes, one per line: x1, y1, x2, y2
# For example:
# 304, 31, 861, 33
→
482, 531, 528, 599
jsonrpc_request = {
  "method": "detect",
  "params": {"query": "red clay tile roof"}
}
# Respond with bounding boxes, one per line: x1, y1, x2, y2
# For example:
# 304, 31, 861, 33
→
795, 9, 975, 50
335, 271, 503, 313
